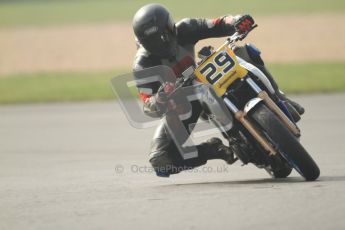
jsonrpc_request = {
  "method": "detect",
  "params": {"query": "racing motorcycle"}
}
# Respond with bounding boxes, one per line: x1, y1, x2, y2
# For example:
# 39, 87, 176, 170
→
168, 24, 320, 181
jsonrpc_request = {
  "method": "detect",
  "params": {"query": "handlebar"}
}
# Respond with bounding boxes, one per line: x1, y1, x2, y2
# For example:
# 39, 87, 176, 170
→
228, 24, 258, 43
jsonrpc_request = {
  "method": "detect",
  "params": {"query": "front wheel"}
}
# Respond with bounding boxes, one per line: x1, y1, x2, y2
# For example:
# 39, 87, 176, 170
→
266, 162, 293, 179
250, 103, 320, 181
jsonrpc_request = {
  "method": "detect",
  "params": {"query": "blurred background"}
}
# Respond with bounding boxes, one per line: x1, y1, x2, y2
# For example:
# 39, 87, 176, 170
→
1, 2, 345, 229
0, 0, 344, 104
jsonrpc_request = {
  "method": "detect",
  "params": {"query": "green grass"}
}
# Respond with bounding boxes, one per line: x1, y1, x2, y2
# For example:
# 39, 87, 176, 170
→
0, 63, 344, 104
269, 62, 345, 93
0, 0, 344, 27
0, 71, 118, 104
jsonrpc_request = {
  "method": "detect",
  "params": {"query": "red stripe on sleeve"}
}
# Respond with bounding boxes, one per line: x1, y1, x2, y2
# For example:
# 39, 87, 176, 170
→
212, 17, 222, 25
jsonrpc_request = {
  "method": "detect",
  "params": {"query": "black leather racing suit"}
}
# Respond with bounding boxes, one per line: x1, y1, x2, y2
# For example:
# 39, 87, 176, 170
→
133, 16, 280, 177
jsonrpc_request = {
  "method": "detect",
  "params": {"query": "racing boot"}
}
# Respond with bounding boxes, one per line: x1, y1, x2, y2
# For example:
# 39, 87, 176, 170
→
197, 137, 238, 164
286, 98, 305, 115
278, 92, 305, 123
280, 100, 301, 123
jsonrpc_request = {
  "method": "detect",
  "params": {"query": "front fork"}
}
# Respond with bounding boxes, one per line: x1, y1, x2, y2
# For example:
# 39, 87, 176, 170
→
222, 76, 301, 156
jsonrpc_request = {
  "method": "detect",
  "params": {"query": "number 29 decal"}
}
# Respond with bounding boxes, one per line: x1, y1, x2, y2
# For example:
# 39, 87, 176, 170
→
199, 51, 235, 84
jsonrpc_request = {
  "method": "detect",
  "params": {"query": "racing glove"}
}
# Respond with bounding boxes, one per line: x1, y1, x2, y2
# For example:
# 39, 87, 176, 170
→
143, 82, 175, 117
234, 15, 255, 34
155, 82, 175, 104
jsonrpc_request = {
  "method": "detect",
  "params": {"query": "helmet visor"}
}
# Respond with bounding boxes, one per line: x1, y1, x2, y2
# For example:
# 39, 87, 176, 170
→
140, 17, 177, 58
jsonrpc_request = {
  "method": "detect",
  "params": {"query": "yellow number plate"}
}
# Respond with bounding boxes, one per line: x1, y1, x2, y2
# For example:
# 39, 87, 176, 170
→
194, 45, 248, 96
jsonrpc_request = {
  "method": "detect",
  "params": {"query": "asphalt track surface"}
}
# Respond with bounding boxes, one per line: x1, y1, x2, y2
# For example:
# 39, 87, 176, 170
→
1, 94, 345, 230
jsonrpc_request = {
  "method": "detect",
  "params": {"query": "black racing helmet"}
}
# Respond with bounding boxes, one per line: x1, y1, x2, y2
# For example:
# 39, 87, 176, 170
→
133, 4, 177, 58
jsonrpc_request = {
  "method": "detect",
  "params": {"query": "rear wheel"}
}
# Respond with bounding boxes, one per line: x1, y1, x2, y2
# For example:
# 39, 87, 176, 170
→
250, 103, 320, 181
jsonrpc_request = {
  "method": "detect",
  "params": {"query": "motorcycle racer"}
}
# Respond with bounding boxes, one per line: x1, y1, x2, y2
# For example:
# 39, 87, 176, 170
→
132, 3, 304, 177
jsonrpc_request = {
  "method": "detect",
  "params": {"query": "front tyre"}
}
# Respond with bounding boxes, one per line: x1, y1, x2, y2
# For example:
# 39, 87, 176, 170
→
250, 104, 320, 181
266, 163, 293, 179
